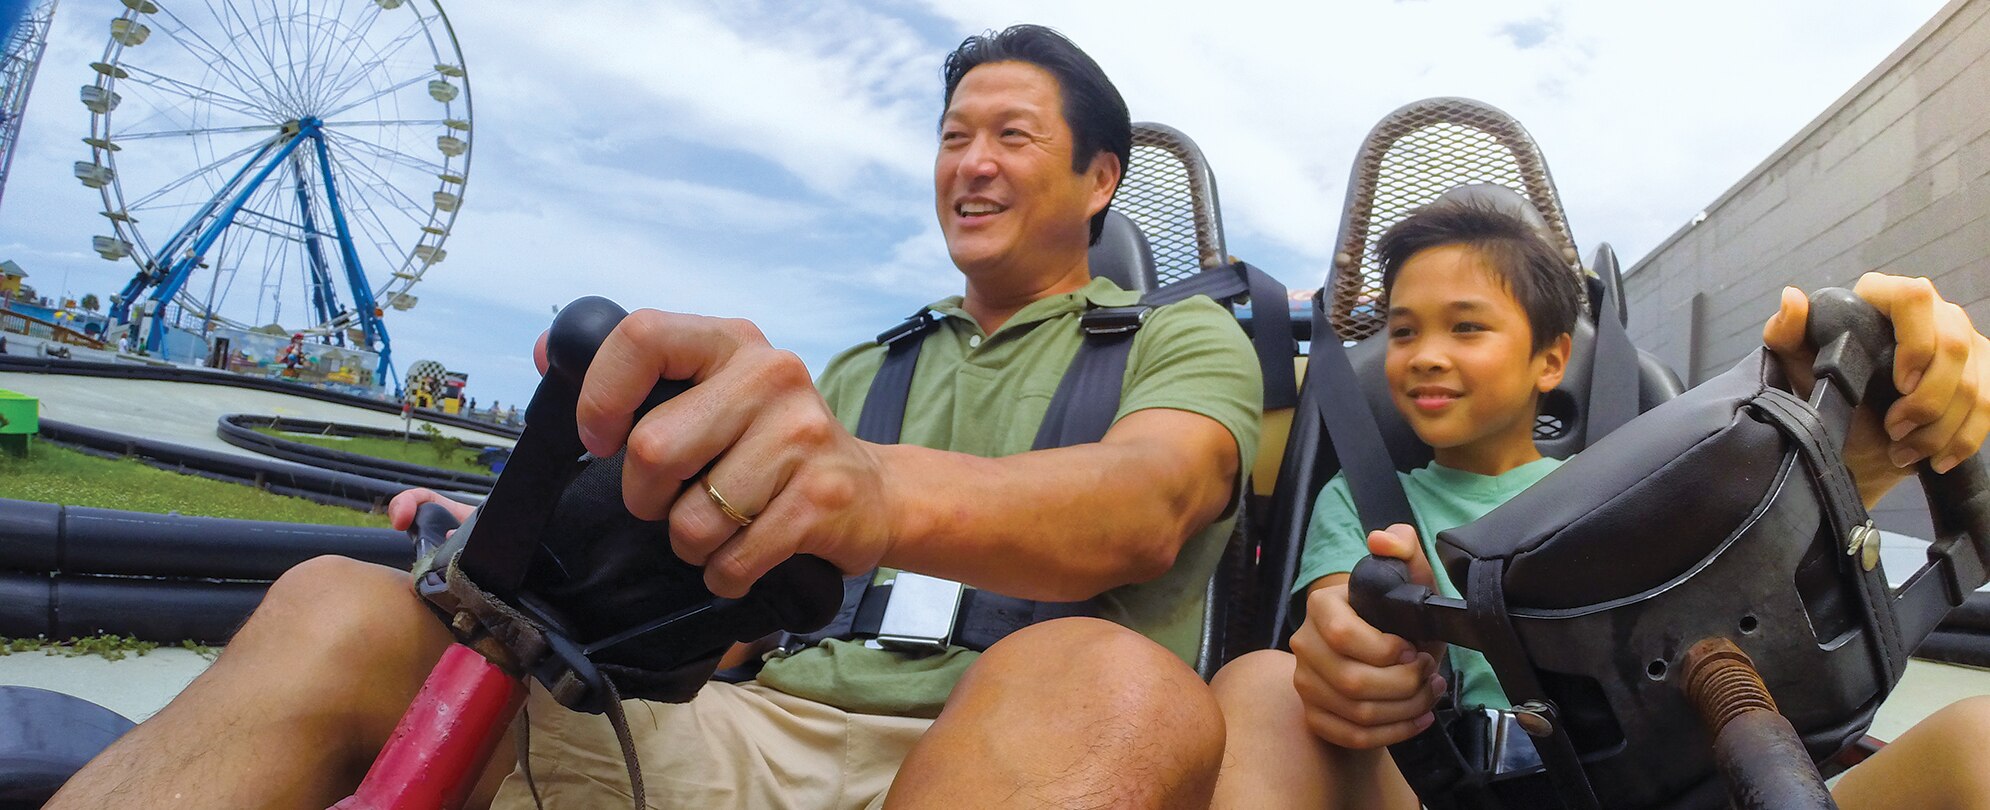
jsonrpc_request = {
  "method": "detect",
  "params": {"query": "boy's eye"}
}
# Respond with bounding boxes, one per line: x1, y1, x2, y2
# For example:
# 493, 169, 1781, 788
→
1389, 325, 1415, 339
1452, 322, 1487, 333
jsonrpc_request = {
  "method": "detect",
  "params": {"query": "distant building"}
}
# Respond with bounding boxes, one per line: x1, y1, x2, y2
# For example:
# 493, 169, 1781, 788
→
0, 260, 25, 298
1624, 0, 1989, 537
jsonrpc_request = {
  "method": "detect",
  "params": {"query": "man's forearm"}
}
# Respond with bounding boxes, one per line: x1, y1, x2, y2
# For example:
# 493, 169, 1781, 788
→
872, 411, 1238, 601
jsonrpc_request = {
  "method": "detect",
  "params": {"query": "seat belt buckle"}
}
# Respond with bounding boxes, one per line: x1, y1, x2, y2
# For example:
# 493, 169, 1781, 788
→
1081, 306, 1148, 336
867, 572, 964, 653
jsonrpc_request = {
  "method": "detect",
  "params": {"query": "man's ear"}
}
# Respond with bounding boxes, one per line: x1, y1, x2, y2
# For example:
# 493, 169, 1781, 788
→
1084, 150, 1122, 219
1536, 332, 1573, 393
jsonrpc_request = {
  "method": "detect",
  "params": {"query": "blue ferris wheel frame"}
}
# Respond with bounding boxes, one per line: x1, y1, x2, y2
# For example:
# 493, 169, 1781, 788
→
110, 116, 394, 388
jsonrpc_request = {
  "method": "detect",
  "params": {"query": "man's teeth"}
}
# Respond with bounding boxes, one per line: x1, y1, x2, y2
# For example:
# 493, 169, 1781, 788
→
959, 202, 1004, 215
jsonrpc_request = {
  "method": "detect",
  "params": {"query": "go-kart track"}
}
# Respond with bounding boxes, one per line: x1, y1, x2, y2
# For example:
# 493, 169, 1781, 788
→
0, 368, 507, 473
0, 361, 514, 723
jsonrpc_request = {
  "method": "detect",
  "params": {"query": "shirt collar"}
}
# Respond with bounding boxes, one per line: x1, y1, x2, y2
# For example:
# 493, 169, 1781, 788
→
925, 276, 1139, 338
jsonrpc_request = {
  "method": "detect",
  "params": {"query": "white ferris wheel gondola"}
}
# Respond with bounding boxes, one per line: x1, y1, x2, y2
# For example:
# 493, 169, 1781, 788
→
76, 0, 473, 390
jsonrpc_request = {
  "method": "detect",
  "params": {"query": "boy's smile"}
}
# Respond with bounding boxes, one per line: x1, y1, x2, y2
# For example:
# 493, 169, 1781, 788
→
1384, 243, 1570, 475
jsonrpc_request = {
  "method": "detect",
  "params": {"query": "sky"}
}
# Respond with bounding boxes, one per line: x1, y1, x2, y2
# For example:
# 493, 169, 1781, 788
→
0, 0, 1954, 407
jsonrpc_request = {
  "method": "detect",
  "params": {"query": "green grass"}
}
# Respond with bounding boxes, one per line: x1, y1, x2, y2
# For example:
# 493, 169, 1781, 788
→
253, 426, 490, 476
0, 441, 390, 527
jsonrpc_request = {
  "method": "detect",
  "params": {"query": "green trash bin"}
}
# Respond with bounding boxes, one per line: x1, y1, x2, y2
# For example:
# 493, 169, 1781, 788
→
0, 389, 38, 457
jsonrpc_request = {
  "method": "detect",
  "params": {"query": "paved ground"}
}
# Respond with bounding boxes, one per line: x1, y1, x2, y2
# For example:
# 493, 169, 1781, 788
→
0, 370, 509, 457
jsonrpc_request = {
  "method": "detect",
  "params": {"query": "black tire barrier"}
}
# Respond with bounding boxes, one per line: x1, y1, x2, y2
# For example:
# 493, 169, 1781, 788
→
216, 414, 498, 495
1936, 590, 1990, 634
0, 686, 136, 809
0, 354, 519, 439
1913, 629, 1990, 668
0, 571, 265, 645
34, 419, 483, 510
0, 498, 411, 580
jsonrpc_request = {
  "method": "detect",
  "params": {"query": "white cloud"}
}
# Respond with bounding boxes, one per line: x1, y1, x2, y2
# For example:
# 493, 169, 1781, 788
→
0, 0, 1954, 408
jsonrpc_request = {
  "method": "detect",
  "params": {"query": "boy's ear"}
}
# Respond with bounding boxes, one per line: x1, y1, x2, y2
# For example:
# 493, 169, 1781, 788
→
1535, 332, 1573, 393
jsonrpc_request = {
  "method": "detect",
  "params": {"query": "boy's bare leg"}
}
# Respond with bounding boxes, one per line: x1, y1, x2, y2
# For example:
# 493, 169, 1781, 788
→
886, 617, 1226, 810
1209, 650, 1417, 810
45, 555, 512, 809
1833, 695, 1990, 810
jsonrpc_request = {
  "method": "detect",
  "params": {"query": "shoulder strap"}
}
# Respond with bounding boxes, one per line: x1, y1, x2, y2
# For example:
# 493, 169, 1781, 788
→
854, 309, 938, 445
1034, 306, 1145, 449
1147, 260, 1299, 411
1307, 300, 1417, 532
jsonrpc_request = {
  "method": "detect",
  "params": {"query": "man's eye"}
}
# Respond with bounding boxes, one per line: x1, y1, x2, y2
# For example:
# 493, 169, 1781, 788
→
1001, 128, 1029, 140
941, 131, 967, 144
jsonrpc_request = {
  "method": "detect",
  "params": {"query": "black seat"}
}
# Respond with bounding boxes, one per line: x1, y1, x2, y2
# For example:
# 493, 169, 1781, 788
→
1087, 210, 1159, 295
1256, 98, 1687, 643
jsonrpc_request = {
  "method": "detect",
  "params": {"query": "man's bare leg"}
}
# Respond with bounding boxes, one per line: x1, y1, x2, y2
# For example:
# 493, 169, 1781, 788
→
46, 555, 479, 808
1834, 695, 1990, 810
885, 617, 1225, 809
1208, 650, 1416, 810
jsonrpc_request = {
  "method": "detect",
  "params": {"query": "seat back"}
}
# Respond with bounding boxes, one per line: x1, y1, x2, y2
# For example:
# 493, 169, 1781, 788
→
1087, 210, 1160, 295
1257, 98, 1686, 646
1103, 121, 1302, 678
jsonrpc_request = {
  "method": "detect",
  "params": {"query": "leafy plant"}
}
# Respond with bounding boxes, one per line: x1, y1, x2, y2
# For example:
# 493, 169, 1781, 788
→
418, 422, 465, 464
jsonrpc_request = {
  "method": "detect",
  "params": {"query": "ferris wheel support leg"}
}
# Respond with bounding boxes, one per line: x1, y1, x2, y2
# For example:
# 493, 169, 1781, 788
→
308, 126, 384, 350
145, 126, 314, 353
291, 152, 343, 335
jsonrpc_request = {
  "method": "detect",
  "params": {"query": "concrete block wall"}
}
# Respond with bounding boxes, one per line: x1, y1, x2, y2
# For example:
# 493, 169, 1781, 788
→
1623, 0, 1990, 538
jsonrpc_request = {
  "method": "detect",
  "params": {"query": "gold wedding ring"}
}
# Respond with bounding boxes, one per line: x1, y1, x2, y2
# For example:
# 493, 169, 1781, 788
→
704, 479, 755, 527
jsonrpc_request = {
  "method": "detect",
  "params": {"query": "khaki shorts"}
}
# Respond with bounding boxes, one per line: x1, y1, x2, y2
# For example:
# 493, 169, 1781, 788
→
490, 680, 933, 810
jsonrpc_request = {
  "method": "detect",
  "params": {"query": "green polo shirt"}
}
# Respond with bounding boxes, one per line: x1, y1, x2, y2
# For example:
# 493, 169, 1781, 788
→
755, 276, 1263, 718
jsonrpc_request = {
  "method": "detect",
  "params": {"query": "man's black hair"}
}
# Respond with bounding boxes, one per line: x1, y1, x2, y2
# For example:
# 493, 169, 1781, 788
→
941, 24, 1131, 245
1376, 198, 1582, 353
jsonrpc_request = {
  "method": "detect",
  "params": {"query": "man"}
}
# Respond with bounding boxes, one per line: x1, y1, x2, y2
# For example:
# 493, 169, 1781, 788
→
50, 25, 1261, 809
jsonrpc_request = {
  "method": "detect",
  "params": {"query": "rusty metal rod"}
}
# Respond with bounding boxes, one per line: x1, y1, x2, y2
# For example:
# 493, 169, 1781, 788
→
1684, 638, 1838, 810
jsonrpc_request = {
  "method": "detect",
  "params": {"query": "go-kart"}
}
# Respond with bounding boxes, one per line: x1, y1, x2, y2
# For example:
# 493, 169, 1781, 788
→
1348, 289, 1990, 809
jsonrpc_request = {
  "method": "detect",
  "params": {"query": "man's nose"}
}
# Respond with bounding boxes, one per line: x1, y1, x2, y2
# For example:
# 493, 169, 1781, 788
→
956, 136, 1000, 181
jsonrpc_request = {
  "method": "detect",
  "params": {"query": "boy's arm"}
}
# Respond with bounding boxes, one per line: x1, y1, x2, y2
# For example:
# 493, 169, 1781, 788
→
1761, 273, 1990, 507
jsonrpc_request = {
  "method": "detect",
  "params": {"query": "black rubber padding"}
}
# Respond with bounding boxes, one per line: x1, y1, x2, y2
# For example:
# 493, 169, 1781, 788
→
0, 686, 135, 809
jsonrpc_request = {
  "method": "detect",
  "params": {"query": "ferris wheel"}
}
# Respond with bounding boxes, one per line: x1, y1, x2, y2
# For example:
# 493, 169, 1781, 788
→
75, 0, 472, 388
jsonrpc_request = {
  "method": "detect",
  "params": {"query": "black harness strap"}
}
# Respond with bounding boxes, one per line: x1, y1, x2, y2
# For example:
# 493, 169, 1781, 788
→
804, 300, 1140, 651
854, 309, 938, 446
1304, 300, 1418, 535
1148, 260, 1298, 410
1465, 559, 1602, 810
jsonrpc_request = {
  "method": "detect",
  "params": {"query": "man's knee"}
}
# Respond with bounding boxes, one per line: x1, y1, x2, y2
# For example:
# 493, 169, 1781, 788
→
962, 617, 1223, 751
237, 555, 443, 672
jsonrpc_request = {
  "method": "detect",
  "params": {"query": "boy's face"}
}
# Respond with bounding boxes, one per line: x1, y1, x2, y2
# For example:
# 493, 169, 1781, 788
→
1384, 244, 1570, 472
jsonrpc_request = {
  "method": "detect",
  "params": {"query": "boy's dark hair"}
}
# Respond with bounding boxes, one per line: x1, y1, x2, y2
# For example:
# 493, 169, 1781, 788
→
1376, 198, 1581, 353
941, 24, 1131, 246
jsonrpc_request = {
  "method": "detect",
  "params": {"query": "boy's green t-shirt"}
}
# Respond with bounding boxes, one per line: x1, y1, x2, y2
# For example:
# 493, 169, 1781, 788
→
1293, 457, 1564, 711
755, 276, 1264, 718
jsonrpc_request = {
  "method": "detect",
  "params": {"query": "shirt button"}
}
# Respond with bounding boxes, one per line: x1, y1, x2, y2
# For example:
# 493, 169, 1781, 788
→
968, 335, 982, 348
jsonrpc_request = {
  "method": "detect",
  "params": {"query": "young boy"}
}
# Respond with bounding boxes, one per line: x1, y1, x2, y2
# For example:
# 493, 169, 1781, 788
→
1208, 198, 1990, 809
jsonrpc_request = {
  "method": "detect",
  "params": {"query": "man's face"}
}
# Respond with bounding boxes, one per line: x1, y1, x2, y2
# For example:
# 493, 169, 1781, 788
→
1383, 244, 1566, 462
935, 61, 1116, 281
